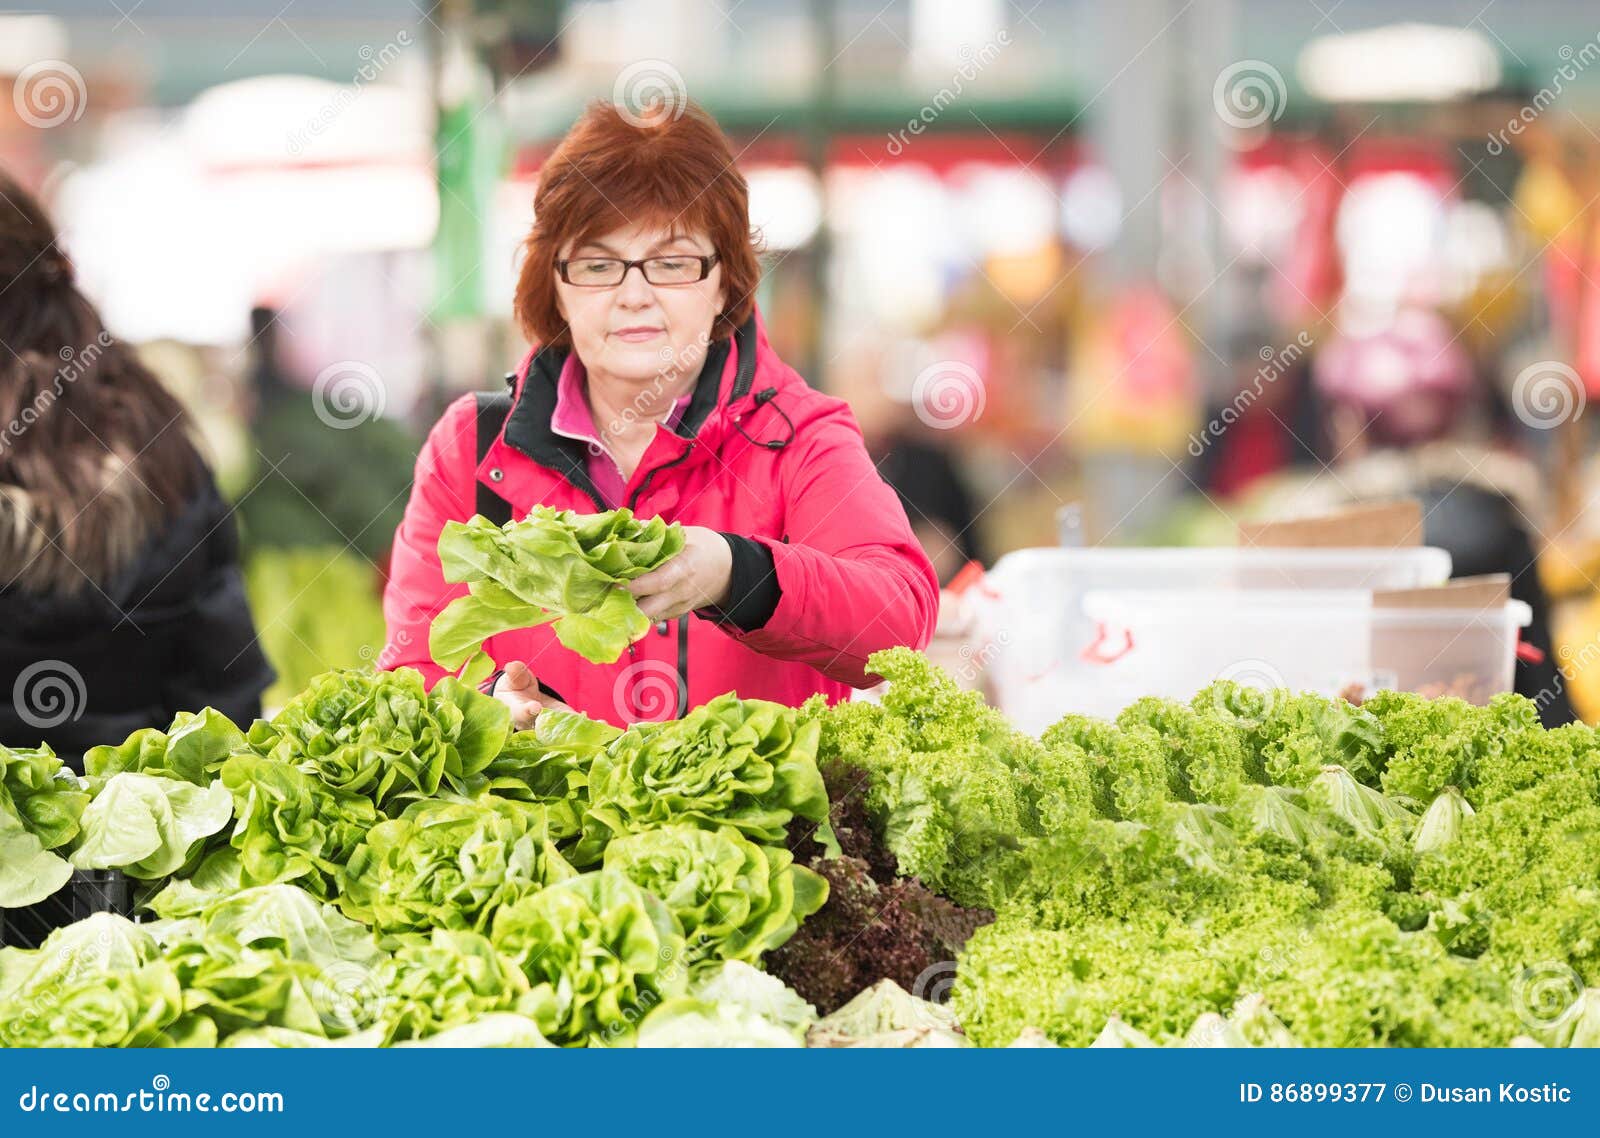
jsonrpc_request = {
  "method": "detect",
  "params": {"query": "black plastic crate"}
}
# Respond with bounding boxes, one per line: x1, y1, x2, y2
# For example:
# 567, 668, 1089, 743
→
0, 870, 134, 949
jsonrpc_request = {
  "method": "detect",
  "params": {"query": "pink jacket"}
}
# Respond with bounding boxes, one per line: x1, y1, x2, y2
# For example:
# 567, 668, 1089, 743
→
380, 312, 939, 726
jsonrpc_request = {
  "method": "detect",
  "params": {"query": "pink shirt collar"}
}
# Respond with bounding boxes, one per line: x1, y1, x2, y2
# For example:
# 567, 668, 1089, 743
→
549, 353, 693, 508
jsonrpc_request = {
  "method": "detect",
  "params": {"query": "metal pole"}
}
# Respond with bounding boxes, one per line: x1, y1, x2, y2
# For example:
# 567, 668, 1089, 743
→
805, 0, 837, 387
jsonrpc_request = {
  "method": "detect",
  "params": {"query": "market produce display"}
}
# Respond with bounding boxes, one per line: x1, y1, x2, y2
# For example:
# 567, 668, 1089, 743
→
3, 644, 1598, 1048
0, 666, 836, 1048
429, 507, 685, 680
819, 650, 1600, 1047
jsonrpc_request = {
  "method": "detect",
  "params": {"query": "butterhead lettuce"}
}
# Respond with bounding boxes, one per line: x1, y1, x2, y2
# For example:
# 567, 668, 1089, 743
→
429, 507, 684, 679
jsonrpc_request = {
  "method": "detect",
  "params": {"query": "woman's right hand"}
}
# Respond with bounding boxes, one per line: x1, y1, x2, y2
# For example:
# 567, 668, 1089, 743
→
493, 660, 570, 730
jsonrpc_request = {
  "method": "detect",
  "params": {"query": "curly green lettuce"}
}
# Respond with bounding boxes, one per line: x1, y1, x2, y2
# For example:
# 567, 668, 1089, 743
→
337, 797, 575, 937
819, 648, 1065, 908
217, 752, 378, 898
578, 694, 828, 863
489, 870, 686, 1046
602, 824, 826, 966
246, 668, 509, 810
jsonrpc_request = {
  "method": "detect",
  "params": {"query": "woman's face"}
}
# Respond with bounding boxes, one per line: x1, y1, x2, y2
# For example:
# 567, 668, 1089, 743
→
554, 220, 726, 388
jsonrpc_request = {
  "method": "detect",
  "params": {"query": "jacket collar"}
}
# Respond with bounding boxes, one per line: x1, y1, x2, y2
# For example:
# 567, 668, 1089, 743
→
499, 315, 759, 507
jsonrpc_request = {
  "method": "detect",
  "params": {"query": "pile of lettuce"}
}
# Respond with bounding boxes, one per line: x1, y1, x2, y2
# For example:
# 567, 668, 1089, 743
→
0, 711, 247, 907
0, 744, 89, 908
13, 638, 1599, 1050
823, 651, 1600, 1047
429, 507, 684, 679
0, 664, 833, 1048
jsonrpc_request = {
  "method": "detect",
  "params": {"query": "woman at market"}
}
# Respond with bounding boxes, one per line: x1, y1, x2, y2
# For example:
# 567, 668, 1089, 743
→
381, 99, 939, 728
0, 171, 274, 767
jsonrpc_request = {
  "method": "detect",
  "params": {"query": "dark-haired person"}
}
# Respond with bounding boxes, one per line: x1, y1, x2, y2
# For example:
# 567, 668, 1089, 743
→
381, 100, 939, 728
0, 172, 273, 768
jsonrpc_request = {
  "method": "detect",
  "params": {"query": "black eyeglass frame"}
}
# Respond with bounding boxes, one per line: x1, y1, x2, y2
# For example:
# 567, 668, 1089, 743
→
554, 253, 720, 287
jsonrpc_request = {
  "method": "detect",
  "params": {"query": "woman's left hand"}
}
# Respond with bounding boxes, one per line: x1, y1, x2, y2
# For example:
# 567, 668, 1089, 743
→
625, 525, 733, 622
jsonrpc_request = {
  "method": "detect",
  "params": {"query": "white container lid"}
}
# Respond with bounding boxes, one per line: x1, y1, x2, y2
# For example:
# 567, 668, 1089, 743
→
992, 544, 1453, 581
1082, 588, 1531, 629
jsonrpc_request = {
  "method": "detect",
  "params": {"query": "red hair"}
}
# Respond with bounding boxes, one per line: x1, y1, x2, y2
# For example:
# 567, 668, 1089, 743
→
514, 99, 762, 348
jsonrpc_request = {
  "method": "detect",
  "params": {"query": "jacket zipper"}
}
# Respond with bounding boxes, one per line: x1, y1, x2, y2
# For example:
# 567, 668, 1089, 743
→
629, 446, 697, 719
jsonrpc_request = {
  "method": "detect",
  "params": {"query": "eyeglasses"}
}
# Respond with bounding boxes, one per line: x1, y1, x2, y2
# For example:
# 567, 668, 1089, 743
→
555, 253, 719, 287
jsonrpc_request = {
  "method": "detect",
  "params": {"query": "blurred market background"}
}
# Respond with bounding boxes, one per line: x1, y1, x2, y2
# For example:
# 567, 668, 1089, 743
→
10, 0, 1600, 717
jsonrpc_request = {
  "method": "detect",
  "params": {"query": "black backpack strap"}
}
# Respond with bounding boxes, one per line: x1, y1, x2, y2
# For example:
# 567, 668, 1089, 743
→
473, 389, 514, 526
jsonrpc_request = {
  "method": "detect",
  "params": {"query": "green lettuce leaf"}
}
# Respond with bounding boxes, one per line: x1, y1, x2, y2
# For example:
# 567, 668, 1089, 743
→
338, 798, 575, 937
636, 998, 803, 1047
70, 773, 233, 879
429, 507, 684, 672
687, 959, 815, 1039
602, 824, 826, 966
246, 668, 509, 810
0, 743, 87, 907
578, 694, 828, 862
490, 870, 686, 1046
84, 708, 248, 788
0, 915, 183, 1048
379, 929, 537, 1044
218, 752, 377, 898
392, 1012, 551, 1048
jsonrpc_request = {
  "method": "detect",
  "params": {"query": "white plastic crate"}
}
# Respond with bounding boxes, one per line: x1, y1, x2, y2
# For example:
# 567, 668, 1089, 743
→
980, 546, 1454, 733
